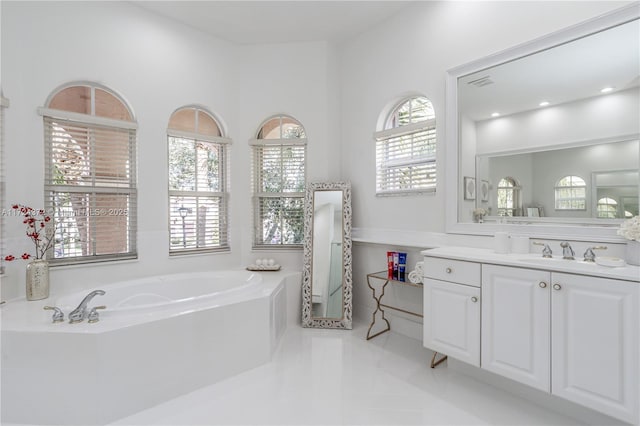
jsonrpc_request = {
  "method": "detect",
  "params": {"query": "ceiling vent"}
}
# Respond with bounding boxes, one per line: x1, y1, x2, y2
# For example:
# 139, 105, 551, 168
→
467, 76, 494, 88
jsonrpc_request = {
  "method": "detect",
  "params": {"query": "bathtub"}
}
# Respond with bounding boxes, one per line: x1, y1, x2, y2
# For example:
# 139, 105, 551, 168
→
1, 269, 301, 425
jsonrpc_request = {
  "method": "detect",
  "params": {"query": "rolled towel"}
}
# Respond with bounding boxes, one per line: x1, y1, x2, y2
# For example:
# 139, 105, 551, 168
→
408, 270, 422, 284
415, 261, 424, 275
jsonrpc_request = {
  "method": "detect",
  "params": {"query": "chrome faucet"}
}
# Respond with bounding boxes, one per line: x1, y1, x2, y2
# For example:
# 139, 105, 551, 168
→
533, 241, 553, 258
560, 242, 575, 260
68, 290, 105, 323
583, 246, 607, 262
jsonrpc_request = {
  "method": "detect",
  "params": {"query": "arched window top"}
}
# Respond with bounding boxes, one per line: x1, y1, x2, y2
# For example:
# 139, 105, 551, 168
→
256, 114, 306, 140
556, 175, 586, 187
385, 96, 434, 130
598, 197, 618, 205
498, 177, 518, 188
46, 82, 134, 122
168, 106, 222, 137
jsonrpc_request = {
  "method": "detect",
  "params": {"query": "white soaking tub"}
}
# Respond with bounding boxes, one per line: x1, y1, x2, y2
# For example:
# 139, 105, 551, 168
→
1, 270, 300, 425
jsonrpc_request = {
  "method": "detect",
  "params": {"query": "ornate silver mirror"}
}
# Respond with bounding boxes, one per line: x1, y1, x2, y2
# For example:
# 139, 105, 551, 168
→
302, 182, 352, 329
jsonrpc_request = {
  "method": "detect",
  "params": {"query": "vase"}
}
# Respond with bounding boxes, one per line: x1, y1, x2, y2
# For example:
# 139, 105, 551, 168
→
626, 240, 640, 267
26, 259, 50, 301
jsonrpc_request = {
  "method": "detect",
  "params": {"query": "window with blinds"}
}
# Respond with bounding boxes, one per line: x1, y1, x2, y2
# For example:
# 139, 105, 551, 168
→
251, 115, 306, 248
555, 175, 587, 210
374, 96, 436, 195
40, 83, 137, 264
168, 106, 230, 254
0, 97, 8, 274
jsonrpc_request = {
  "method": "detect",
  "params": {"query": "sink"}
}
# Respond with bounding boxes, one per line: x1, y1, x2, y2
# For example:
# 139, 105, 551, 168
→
516, 256, 596, 269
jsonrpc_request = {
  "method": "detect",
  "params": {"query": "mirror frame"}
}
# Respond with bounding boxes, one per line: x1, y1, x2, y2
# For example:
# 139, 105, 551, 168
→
302, 181, 353, 329
445, 4, 639, 242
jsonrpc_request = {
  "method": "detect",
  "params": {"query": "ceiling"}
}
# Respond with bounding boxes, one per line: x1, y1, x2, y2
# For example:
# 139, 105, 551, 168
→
459, 18, 640, 121
133, 1, 412, 45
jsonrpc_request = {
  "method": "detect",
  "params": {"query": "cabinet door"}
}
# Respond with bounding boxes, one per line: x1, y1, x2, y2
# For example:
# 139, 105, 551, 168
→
423, 278, 480, 367
482, 265, 551, 392
551, 273, 639, 424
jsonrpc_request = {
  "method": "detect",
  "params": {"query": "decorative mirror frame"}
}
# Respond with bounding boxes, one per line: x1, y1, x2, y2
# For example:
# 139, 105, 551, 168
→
302, 181, 353, 329
445, 4, 639, 242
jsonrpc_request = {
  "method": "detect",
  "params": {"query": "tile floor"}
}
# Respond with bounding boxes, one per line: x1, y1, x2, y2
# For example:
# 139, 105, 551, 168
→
110, 322, 586, 426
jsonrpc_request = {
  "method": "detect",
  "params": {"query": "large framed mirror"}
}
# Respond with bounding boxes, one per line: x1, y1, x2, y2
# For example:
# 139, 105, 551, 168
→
302, 182, 352, 329
445, 4, 639, 241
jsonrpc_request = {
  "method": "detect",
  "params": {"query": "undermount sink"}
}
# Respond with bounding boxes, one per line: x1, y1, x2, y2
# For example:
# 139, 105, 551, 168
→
516, 256, 596, 268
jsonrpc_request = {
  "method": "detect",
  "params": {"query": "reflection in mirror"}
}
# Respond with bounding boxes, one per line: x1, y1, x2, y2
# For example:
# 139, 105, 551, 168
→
302, 182, 352, 329
455, 11, 639, 228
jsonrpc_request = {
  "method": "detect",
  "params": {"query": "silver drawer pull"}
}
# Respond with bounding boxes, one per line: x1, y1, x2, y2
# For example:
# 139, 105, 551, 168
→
445, 267, 452, 274
553, 283, 562, 291
471, 296, 478, 303
539, 282, 547, 289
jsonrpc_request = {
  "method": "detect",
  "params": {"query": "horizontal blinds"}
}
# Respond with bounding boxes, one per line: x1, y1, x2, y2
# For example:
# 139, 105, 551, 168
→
376, 125, 436, 194
252, 142, 306, 247
168, 135, 229, 253
43, 116, 137, 262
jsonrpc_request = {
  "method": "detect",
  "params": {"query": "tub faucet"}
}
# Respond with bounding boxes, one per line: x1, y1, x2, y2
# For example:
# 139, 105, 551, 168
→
69, 290, 105, 323
560, 242, 575, 260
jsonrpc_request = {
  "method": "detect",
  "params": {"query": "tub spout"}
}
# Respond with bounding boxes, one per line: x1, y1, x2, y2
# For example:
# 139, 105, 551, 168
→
69, 290, 105, 323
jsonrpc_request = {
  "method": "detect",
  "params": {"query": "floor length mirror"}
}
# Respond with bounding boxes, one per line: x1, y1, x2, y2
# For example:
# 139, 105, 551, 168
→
302, 182, 352, 329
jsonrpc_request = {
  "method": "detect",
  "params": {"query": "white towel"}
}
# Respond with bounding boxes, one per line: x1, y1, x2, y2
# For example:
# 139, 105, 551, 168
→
415, 261, 424, 275
408, 270, 422, 284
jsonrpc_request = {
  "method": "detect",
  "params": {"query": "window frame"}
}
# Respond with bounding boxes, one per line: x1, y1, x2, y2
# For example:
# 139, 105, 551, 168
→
250, 114, 307, 249
39, 82, 137, 265
167, 106, 231, 255
496, 177, 521, 217
554, 175, 587, 211
374, 96, 437, 196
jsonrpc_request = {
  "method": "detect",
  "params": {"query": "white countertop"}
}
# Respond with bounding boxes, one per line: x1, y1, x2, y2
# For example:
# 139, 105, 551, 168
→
421, 246, 640, 283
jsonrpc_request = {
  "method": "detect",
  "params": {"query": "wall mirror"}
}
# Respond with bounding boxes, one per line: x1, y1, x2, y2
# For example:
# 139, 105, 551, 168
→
302, 181, 352, 329
446, 5, 639, 241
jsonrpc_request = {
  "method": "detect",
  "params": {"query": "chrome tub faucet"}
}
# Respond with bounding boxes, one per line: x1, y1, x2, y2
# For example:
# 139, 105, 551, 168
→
69, 290, 105, 323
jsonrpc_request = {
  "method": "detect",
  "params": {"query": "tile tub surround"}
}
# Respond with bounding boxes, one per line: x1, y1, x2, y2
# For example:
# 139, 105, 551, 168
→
0, 270, 301, 426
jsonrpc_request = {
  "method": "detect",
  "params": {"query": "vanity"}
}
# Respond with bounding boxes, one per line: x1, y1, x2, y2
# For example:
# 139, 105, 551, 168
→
422, 246, 639, 424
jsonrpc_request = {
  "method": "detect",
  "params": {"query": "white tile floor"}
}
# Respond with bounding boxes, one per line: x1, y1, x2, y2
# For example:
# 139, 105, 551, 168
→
109, 322, 587, 426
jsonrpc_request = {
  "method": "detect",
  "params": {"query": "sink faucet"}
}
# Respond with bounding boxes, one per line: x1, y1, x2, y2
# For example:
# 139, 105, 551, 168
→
68, 290, 105, 323
560, 242, 575, 260
533, 241, 553, 258
583, 246, 607, 262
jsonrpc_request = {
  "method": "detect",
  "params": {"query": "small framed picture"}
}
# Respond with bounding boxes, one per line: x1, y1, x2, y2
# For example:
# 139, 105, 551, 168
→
480, 180, 490, 202
464, 176, 476, 200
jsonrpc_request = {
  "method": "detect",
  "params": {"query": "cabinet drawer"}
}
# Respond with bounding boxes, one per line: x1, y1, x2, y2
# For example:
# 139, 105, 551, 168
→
423, 256, 481, 287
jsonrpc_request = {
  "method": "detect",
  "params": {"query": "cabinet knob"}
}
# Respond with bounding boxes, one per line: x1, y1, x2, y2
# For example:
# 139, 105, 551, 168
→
553, 283, 562, 291
539, 282, 547, 288
471, 296, 478, 303
445, 267, 452, 274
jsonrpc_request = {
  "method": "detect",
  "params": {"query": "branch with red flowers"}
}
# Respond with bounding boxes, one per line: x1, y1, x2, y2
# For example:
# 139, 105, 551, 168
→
4, 204, 56, 262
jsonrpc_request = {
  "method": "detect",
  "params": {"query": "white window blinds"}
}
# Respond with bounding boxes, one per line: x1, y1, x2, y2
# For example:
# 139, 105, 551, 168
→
375, 96, 437, 195
251, 140, 306, 247
168, 136, 229, 253
43, 116, 137, 263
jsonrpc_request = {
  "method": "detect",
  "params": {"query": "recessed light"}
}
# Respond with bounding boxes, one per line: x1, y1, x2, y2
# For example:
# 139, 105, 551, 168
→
491, 112, 500, 117
539, 101, 550, 107
601, 87, 614, 93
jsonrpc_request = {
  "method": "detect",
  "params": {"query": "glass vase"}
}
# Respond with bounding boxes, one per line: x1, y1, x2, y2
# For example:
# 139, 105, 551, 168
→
626, 240, 640, 267
26, 259, 50, 301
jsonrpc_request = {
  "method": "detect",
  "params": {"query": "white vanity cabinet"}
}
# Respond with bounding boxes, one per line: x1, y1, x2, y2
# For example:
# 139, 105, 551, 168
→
551, 272, 638, 424
481, 265, 550, 392
481, 264, 639, 423
423, 257, 481, 367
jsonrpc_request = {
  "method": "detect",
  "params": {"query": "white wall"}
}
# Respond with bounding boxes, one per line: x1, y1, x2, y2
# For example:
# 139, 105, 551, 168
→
0, 1, 338, 299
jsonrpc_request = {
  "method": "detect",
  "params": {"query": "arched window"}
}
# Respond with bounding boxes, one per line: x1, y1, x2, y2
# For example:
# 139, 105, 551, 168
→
374, 96, 436, 195
555, 175, 586, 210
40, 82, 137, 263
251, 114, 306, 247
497, 177, 520, 217
168, 106, 230, 253
597, 197, 618, 219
